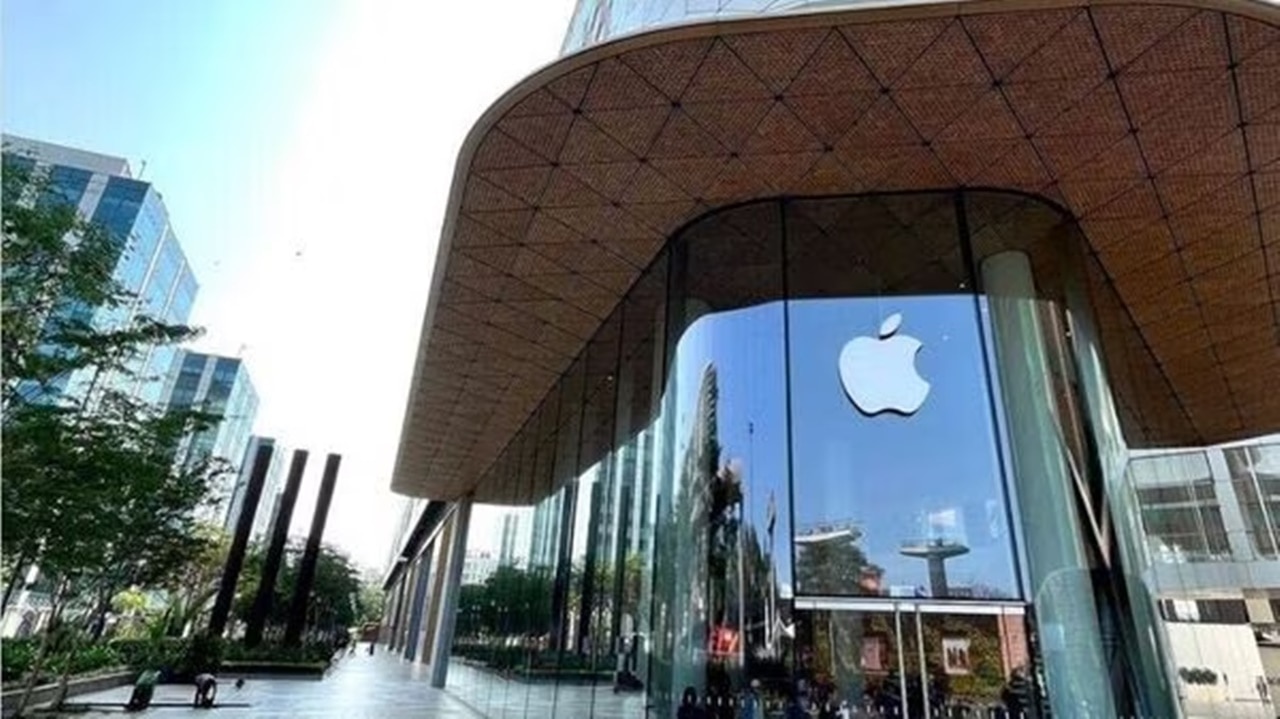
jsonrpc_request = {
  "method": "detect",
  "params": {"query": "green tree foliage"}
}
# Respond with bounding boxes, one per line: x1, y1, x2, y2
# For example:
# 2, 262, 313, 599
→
455, 565, 554, 640
2, 154, 225, 714
2, 158, 195, 408
155, 525, 231, 637
794, 529, 881, 596
233, 542, 363, 636
355, 575, 386, 625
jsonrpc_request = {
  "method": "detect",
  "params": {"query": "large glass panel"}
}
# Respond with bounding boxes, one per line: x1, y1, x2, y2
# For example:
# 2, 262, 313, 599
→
495, 453, 528, 719
115, 191, 167, 298
649, 200, 792, 718
785, 195, 1018, 602
795, 604, 1035, 717
1063, 248, 1182, 717
1124, 444, 1280, 719
43, 165, 93, 208
1225, 443, 1280, 560
599, 257, 669, 717
554, 357, 600, 718
450, 427, 541, 713
528, 401, 567, 719
1131, 453, 1231, 563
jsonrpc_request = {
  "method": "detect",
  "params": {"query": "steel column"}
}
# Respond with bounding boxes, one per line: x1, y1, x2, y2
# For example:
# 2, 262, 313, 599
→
283, 453, 340, 645
208, 442, 274, 636
244, 449, 308, 646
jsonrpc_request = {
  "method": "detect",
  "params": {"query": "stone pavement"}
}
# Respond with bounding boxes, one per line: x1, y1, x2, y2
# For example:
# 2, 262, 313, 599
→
41, 646, 481, 718
446, 660, 646, 718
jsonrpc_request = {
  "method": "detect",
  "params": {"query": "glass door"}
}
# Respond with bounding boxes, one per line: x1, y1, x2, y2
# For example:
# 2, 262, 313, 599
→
795, 600, 1038, 718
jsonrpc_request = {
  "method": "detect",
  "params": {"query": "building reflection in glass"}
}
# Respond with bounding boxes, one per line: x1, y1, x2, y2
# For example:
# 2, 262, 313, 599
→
437, 191, 1280, 718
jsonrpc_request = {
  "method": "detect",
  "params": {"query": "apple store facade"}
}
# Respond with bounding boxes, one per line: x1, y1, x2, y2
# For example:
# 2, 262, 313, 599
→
383, 1, 1280, 718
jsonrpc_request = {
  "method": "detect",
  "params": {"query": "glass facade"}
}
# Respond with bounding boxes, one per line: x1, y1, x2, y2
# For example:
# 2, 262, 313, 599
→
2, 144, 200, 408
563, 0, 904, 54
1119, 441, 1280, 718
162, 351, 261, 526
224, 436, 289, 541
414, 189, 1280, 719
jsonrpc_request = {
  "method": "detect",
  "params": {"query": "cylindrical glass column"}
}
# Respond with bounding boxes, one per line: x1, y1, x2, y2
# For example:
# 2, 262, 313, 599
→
981, 250, 1117, 717
1063, 255, 1181, 718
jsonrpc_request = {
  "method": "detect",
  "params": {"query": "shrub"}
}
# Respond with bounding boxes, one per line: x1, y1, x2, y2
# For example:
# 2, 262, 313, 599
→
222, 640, 334, 665
2, 639, 38, 683
3, 638, 123, 685
108, 636, 222, 680
47, 644, 120, 676
109, 637, 188, 671
176, 635, 223, 678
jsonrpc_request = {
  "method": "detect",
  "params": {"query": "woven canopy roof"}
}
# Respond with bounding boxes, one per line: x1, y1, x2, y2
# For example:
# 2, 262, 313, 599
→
392, 0, 1280, 500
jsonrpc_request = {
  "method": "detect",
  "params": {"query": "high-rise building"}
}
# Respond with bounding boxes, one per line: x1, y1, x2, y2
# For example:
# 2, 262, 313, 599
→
2, 135, 199, 407
460, 550, 499, 587
1, 135, 203, 640
497, 509, 532, 568
161, 350, 259, 524
382, 2, 1280, 717
224, 436, 288, 541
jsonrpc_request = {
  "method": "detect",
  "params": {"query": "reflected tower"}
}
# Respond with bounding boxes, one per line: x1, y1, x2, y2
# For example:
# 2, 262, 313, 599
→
899, 538, 969, 597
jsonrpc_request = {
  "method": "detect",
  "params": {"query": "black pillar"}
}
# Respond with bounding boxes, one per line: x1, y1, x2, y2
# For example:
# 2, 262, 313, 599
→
208, 442, 274, 637
283, 453, 340, 646
575, 482, 602, 654
244, 449, 309, 646
549, 481, 577, 652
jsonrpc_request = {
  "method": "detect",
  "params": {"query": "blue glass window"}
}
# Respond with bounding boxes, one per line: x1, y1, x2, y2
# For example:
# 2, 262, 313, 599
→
44, 166, 93, 208
90, 176, 147, 250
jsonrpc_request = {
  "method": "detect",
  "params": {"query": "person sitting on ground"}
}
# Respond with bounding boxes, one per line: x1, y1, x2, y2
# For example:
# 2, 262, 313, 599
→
125, 670, 159, 711
192, 673, 217, 708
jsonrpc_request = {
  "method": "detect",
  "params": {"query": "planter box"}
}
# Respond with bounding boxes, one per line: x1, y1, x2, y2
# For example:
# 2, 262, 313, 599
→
1, 669, 133, 717
218, 661, 328, 679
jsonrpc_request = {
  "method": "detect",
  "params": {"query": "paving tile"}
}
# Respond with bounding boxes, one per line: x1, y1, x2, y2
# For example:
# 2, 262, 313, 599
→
43, 645, 482, 718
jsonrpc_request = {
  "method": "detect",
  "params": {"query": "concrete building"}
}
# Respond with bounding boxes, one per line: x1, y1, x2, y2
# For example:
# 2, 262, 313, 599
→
382, 1, 1280, 717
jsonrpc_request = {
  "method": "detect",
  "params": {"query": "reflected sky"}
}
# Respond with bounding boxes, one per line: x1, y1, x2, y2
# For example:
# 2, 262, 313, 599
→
788, 294, 1018, 598
672, 302, 795, 595
666, 292, 1020, 601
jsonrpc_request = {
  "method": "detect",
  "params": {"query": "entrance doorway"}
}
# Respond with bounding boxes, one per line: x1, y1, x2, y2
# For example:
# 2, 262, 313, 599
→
794, 599, 1037, 718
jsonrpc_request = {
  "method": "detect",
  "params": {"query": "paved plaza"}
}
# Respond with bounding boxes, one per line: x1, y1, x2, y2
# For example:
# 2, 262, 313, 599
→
41, 647, 480, 718
445, 660, 644, 718
38, 647, 649, 718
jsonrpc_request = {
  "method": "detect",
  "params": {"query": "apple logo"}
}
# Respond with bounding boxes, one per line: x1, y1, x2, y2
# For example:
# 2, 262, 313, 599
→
839, 313, 930, 416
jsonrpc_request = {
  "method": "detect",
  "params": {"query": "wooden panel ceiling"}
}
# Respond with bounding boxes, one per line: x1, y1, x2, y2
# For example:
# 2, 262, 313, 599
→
393, 0, 1280, 501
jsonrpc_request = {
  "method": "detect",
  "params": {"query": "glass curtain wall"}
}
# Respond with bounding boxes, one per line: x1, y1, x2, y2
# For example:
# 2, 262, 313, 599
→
441, 190, 1212, 718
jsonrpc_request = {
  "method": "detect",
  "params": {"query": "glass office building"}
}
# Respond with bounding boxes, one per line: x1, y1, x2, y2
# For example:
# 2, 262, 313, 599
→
384, 1, 1280, 717
2, 135, 200, 406
225, 436, 289, 542
161, 351, 260, 527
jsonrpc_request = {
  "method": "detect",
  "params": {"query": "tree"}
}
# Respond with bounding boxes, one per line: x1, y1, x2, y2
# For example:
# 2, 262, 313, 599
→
1, 156, 196, 410
2, 154, 223, 715
794, 529, 881, 596
157, 526, 231, 637
454, 566, 554, 641
355, 574, 386, 625
233, 542, 363, 639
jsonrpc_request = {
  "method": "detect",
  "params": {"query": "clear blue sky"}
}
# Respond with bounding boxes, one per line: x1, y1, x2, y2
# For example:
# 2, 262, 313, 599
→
3, 2, 333, 272
3, 0, 574, 570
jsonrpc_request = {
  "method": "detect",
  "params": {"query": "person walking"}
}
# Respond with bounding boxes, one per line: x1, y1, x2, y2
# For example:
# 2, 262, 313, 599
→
740, 680, 761, 719
677, 686, 709, 719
